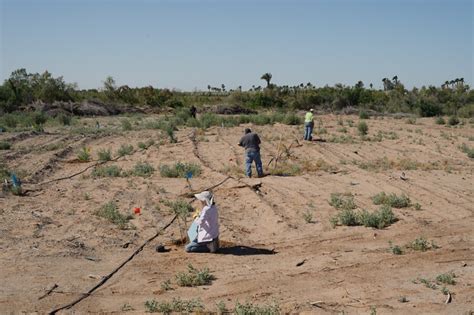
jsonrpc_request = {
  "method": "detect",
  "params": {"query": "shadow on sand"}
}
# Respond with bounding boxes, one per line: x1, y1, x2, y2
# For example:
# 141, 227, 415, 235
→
217, 246, 276, 256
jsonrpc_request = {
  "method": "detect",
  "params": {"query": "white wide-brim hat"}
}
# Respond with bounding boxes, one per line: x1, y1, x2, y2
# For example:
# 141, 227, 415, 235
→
194, 191, 214, 206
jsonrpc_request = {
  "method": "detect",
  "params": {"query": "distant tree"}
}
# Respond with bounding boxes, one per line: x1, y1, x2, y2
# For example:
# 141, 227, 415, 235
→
207, 84, 211, 92
260, 73, 272, 88
392, 75, 399, 85
355, 81, 364, 89
238, 85, 242, 92
369, 83, 373, 89
221, 84, 225, 92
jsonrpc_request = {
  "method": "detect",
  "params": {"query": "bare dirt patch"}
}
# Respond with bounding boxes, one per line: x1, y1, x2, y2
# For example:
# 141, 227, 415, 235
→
0, 115, 473, 313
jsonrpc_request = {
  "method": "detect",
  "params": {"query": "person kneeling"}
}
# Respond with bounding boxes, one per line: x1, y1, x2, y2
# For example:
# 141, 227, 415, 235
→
185, 191, 219, 253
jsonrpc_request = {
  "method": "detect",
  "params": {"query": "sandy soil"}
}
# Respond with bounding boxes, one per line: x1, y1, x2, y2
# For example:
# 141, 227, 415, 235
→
0, 114, 473, 314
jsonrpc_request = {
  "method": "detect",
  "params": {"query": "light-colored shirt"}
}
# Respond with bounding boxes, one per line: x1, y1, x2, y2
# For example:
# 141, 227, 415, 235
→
195, 204, 219, 242
305, 112, 314, 123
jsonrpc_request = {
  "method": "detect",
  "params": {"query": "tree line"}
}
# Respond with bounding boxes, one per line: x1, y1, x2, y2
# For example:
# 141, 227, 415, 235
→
0, 69, 472, 117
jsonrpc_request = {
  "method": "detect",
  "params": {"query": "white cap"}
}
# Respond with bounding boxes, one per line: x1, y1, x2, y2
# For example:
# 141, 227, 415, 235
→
194, 191, 214, 206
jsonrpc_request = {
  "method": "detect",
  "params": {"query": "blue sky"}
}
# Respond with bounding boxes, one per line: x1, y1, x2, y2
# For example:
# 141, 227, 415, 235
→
1, 0, 472, 90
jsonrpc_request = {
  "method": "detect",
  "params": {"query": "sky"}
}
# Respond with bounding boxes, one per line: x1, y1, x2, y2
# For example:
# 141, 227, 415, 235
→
0, 0, 472, 91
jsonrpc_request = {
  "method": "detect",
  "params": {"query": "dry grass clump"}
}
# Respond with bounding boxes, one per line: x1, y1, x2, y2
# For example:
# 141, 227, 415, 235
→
372, 192, 411, 208
330, 205, 397, 229
144, 298, 203, 314
175, 264, 215, 287
159, 162, 201, 178
354, 157, 445, 172
95, 201, 132, 229
92, 165, 122, 177
329, 192, 356, 210
268, 162, 301, 176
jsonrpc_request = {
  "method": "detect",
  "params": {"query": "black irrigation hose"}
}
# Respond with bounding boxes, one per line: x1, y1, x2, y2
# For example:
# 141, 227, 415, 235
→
47, 175, 232, 313
48, 215, 177, 314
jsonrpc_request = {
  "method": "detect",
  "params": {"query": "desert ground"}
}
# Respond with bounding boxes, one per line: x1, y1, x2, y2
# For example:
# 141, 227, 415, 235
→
0, 114, 473, 314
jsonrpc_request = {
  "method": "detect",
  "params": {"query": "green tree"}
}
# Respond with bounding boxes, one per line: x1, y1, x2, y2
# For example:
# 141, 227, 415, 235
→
260, 73, 272, 88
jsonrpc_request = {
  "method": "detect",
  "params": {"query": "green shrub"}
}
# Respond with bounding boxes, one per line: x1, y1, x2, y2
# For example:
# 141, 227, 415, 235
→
436, 272, 456, 285
234, 301, 280, 315
358, 205, 397, 229
32, 111, 48, 126
0, 141, 11, 150
57, 114, 72, 126
159, 162, 201, 178
338, 208, 359, 226
408, 237, 430, 251
282, 112, 302, 125
132, 162, 154, 177
331, 205, 396, 229
329, 193, 356, 210
357, 121, 368, 136
117, 144, 134, 157
460, 143, 474, 159
448, 116, 460, 126
138, 139, 155, 150
145, 298, 203, 314
95, 201, 131, 229
97, 148, 112, 161
77, 147, 91, 162
92, 165, 122, 177
371, 192, 411, 208
176, 264, 215, 287
121, 119, 132, 131
359, 111, 370, 119
164, 199, 193, 219
435, 116, 446, 125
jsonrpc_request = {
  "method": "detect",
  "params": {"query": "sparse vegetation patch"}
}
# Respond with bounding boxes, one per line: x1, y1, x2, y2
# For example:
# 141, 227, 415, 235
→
371, 192, 411, 208
95, 201, 132, 229
159, 162, 201, 178
175, 264, 215, 287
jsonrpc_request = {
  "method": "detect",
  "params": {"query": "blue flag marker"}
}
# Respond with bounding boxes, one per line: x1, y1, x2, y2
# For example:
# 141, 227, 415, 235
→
11, 174, 20, 187
185, 171, 193, 179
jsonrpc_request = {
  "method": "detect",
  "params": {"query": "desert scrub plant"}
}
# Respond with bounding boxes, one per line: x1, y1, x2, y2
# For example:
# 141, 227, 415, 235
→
97, 148, 112, 161
388, 241, 403, 255
132, 162, 155, 177
419, 278, 437, 290
95, 201, 132, 229
159, 162, 201, 178
77, 147, 91, 162
329, 193, 356, 210
436, 272, 456, 285
0, 141, 11, 150
359, 110, 370, 119
435, 116, 446, 125
234, 301, 280, 315
331, 205, 396, 229
117, 144, 134, 157
160, 279, 173, 291
92, 165, 122, 177
358, 205, 397, 229
460, 143, 474, 159
144, 298, 203, 314
407, 237, 433, 252
175, 264, 215, 287
448, 116, 460, 126
302, 209, 313, 223
357, 121, 368, 136
138, 139, 155, 150
268, 162, 301, 176
371, 192, 411, 208
406, 117, 417, 124
121, 119, 133, 131
57, 113, 72, 126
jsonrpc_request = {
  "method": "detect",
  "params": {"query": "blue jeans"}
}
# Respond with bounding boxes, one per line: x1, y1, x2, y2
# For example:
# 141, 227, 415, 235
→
185, 239, 210, 253
304, 122, 314, 141
245, 150, 263, 177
